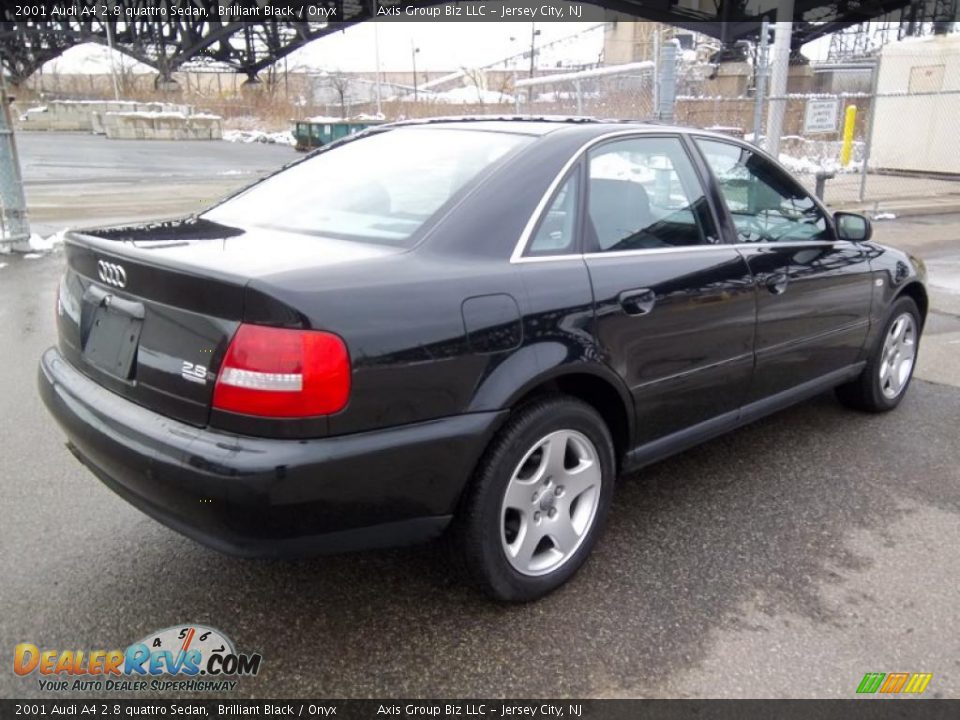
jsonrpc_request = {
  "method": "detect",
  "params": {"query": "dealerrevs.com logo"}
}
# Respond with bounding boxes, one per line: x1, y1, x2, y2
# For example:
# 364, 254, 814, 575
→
14, 624, 262, 693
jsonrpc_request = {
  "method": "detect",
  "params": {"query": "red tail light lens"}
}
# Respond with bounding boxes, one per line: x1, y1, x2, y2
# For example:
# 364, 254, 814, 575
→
213, 324, 350, 418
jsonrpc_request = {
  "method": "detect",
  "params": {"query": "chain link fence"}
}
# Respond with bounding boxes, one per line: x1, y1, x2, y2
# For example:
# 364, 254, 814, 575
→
470, 40, 960, 213
516, 67, 657, 120
384, 45, 960, 213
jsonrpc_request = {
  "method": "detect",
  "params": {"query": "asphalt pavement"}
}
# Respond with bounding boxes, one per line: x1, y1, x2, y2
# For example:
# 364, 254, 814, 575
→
1, 133, 958, 700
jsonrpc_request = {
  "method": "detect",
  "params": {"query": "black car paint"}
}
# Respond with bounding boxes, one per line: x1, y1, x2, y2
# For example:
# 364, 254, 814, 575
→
39, 120, 928, 556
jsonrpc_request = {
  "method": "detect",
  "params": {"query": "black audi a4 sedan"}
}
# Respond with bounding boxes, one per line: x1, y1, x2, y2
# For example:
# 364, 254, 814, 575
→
40, 117, 927, 601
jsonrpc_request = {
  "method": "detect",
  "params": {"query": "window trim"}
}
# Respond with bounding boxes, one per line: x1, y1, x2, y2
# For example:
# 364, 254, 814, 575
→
690, 134, 839, 244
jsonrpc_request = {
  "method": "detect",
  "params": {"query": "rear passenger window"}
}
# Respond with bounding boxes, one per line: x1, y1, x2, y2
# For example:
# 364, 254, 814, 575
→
528, 171, 579, 255
586, 136, 717, 253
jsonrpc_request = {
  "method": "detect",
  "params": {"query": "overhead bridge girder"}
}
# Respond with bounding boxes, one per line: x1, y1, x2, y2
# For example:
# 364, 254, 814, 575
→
0, 0, 948, 87
0, 1, 364, 85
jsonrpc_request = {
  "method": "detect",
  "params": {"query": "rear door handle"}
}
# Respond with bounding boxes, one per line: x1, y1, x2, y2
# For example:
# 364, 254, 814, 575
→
619, 288, 656, 316
766, 272, 789, 295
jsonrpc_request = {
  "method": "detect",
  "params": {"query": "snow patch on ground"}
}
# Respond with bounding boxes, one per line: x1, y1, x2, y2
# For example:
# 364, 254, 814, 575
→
223, 129, 296, 146
873, 212, 898, 221
0, 262, 7, 269
777, 136, 866, 176
778, 153, 863, 176
9, 229, 66, 254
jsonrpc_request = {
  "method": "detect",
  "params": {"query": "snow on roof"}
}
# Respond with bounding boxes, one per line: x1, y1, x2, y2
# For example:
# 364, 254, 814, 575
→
104, 111, 221, 120
430, 87, 515, 104
514, 61, 655, 88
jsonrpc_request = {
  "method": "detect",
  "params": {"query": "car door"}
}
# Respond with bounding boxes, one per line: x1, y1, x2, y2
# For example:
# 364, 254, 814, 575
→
581, 135, 757, 448
694, 137, 874, 402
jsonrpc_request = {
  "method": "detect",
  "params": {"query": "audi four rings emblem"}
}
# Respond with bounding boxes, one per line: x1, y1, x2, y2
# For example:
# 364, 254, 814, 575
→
97, 260, 127, 288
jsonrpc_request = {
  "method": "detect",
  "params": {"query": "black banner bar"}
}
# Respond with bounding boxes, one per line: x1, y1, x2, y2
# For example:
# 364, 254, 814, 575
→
8, 0, 954, 24
1, 1, 615, 23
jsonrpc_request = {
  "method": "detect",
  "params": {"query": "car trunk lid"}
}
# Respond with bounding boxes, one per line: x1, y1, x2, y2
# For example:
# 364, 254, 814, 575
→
57, 218, 397, 427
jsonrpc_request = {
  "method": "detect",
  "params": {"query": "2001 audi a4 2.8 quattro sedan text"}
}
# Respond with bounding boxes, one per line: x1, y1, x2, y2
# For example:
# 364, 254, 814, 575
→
39, 117, 928, 601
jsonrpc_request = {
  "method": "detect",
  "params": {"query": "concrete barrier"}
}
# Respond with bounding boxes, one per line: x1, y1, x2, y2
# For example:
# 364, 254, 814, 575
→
102, 111, 223, 140
16, 100, 193, 132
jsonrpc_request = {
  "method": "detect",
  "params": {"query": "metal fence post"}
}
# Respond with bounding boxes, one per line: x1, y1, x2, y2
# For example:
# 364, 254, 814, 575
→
0, 62, 30, 251
764, 12, 794, 157
859, 59, 881, 203
752, 20, 770, 145
652, 28, 660, 118
656, 40, 678, 123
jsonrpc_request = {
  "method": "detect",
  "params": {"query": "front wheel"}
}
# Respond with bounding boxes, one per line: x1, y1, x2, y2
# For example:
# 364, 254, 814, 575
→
837, 296, 921, 412
453, 397, 616, 602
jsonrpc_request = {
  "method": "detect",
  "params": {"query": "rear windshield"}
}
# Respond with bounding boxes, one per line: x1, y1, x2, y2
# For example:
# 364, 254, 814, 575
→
203, 127, 531, 247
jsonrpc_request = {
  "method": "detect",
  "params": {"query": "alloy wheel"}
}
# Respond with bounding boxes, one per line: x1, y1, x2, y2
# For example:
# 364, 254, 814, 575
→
879, 312, 917, 400
499, 429, 602, 577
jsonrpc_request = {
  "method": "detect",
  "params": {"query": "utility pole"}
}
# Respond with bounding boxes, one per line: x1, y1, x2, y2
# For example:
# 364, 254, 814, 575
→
527, 23, 540, 103
373, 21, 382, 116
0, 59, 30, 251
411, 42, 420, 101
765, 0, 795, 157
510, 35, 520, 113
752, 19, 770, 145
104, 7, 121, 101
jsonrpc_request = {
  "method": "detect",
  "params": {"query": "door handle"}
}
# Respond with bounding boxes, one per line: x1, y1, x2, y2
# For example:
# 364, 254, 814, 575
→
766, 272, 789, 295
619, 288, 656, 316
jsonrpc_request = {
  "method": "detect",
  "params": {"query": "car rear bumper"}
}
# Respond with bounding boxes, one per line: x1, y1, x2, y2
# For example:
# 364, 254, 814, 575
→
39, 347, 504, 557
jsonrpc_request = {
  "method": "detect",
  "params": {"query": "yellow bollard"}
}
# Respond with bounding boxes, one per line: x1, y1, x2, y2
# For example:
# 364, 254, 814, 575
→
840, 105, 857, 167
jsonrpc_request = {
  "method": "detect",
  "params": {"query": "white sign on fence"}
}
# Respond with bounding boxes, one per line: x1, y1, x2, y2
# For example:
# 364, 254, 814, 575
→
803, 98, 840, 134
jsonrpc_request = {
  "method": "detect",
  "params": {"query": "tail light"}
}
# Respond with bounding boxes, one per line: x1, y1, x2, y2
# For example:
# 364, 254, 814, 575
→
213, 324, 350, 418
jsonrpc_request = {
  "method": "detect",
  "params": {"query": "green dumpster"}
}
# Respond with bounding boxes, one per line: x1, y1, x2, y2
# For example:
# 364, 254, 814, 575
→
292, 118, 384, 151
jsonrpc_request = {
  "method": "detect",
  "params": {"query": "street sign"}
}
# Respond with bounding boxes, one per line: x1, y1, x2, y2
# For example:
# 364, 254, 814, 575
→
804, 98, 841, 134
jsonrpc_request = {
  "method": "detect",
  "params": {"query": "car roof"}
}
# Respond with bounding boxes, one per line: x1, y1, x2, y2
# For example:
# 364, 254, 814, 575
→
380, 115, 695, 138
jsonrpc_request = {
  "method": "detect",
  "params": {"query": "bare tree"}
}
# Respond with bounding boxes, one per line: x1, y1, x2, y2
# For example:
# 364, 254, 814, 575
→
113, 50, 143, 97
460, 66, 488, 107
491, 70, 514, 104
327, 71, 352, 118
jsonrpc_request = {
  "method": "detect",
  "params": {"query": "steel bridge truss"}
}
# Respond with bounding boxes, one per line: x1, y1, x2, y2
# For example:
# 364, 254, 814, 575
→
0, 1, 366, 85
0, 0, 955, 86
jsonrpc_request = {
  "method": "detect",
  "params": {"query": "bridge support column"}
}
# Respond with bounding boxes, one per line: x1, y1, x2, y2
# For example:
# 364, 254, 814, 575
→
240, 74, 263, 93
154, 74, 180, 93
0, 74, 30, 251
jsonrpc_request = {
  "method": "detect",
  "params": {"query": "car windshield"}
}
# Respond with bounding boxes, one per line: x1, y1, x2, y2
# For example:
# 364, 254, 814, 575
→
203, 127, 531, 247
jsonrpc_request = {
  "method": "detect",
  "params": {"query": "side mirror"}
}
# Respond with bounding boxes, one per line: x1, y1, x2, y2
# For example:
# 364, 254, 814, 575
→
834, 212, 872, 243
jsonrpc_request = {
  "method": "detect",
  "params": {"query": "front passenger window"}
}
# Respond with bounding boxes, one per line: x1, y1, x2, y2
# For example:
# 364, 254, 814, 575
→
696, 138, 831, 243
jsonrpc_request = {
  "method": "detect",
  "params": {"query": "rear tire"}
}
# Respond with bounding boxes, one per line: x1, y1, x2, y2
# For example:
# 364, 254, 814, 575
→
836, 296, 921, 412
453, 396, 616, 602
